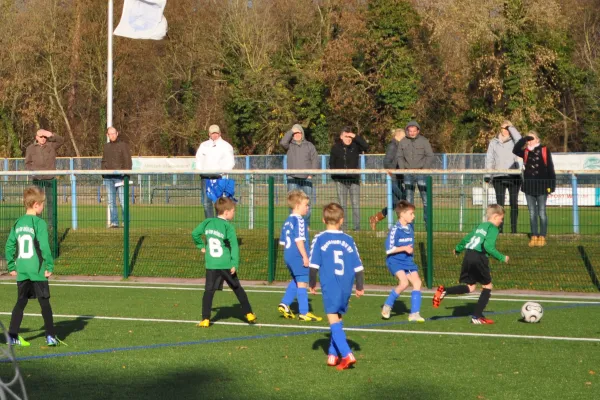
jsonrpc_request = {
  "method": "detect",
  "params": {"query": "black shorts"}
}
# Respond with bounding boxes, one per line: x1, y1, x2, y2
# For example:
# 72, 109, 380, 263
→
205, 269, 241, 292
17, 280, 50, 300
459, 250, 492, 285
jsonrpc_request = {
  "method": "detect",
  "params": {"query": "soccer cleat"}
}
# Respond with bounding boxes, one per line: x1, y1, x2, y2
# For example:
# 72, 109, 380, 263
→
246, 313, 257, 324
432, 286, 445, 308
277, 303, 295, 319
9, 335, 30, 347
381, 304, 392, 320
327, 355, 340, 366
408, 312, 425, 322
336, 353, 357, 370
471, 316, 495, 325
46, 335, 60, 346
197, 319, 210, 328
298, 312, 322, 322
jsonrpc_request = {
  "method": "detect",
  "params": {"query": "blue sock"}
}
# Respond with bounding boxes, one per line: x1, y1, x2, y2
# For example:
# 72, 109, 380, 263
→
297, 287, 309, 315
385, 290, 400, 307
280, 281, 297, 306
410, 290, 422, 314
328, 336, 340, 356
330, 322, 351, 357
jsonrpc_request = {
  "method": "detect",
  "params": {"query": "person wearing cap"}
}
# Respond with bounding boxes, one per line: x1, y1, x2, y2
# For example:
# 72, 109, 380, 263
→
280, 124, 319, 227
195, 125, 235, 219
329, 126, 369, 231
101, 127, 132, 228
25, 129, 65, 228
396, 121, 434, 225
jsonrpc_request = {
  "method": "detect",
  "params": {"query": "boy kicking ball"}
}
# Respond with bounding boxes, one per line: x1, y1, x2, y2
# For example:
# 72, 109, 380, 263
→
381, 201, 424, 322
433, 204, 509, 324
309, 203, 365, 370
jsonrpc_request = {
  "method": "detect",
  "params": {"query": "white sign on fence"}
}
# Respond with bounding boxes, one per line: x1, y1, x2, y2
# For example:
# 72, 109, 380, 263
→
552, 154, 600, 170
132, 157, 194, 171
472, 186, 599, 207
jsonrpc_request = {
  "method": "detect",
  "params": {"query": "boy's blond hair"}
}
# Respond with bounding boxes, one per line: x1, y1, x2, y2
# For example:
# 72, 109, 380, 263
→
215, 197, 236, 216
527, 130, 540, 141
391, 128, 406, 141
486, 204, 505, 220
395, 200, 415, 218
323, 202, 344, 225
24, 186, 45, 209
287, 190, 309, 209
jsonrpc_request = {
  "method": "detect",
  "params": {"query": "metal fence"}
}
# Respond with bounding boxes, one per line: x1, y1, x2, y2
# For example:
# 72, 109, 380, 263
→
1, 170, 599, 293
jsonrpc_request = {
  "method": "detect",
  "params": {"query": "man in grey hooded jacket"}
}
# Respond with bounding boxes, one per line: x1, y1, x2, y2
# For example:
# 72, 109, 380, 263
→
484, 120, 522, 233
280, 124, 319, 227
396, 121, 434, 225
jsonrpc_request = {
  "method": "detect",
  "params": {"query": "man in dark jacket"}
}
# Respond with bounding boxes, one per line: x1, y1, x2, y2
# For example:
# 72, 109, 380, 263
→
396, 121, 434, 225
101, 127, 132, 228
25, 129, 65, 228
329, 126, 369, 231
280, 124, 319, 227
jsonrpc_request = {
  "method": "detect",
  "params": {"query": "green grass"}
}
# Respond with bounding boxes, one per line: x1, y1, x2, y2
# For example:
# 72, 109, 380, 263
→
0, 281, 599, 399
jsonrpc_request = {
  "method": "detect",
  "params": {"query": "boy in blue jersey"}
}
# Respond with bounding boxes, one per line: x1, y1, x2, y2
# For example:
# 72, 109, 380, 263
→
381, 201, 424, 322
278, 190, 322, 321
309, 203, 365, 370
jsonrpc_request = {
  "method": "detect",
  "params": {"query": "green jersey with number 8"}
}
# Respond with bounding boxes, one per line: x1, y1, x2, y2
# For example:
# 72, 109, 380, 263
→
455, 221, 505, 262
192, 217, 240, 270
5, 215, 54, 281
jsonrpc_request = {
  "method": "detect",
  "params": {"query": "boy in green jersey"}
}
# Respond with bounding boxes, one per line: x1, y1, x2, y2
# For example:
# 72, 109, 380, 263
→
432, 204, 509, 324
192, 197, 256, 327
5, 187, 60, 346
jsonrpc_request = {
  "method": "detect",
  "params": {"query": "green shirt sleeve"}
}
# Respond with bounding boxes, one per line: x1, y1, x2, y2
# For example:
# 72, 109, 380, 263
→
227, 224, 240, 269
483, 225, 505, 262
192, 220, 208, 250
5, 227, 17, 272
455, 230, 472, 253
37, 219, 54, 273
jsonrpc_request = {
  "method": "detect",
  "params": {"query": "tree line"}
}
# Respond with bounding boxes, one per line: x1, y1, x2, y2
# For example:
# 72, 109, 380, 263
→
0, 0, 598, 158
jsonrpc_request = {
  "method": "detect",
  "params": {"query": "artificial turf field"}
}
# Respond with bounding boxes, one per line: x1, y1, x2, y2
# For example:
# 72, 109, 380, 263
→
1, 280, 599, 399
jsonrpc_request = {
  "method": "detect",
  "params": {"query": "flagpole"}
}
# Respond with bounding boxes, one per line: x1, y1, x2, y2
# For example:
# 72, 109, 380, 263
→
107, 0, 113, 227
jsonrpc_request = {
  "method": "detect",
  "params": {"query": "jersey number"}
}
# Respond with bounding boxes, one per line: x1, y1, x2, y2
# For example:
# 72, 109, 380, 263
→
334, 250, 344, 276
208, 238, 223, 258
465, 236, 482, 250
284, 230, 291, 249
17, 235, 34, 259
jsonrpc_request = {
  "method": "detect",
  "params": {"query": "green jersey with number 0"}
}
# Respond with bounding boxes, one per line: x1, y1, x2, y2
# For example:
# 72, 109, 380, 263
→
5, 215, 54, 281
192, 217, 240, 270
455, 221, 505, 262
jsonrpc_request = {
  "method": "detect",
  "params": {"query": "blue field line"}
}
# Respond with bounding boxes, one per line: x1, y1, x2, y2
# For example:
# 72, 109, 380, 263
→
4, 302, 599, 363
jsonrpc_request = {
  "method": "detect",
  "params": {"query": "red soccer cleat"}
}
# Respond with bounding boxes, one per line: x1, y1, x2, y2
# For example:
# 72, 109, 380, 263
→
471, 316, 495, 324
336, 353, 357, 370
327, 355, 339, 367
432, 286, 445, 308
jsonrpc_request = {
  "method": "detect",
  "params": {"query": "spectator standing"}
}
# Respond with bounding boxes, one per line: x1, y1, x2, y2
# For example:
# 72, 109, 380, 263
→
195, 125, 235, 219
396, 121, 433, 225
329, 127, 369, 231
484, 120, 523, 233
369, 128, 406, 230
512, 131, 556, 247
101, 127, 132, 228
280, 124, 319, 227
25, 129, 64, 229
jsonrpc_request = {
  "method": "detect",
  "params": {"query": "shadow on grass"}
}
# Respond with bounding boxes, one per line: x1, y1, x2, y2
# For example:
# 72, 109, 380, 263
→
577, 245, 600, 291
312, 333, 361, 355
282, 297, 319, 316
21, 316, 89, 342
129, 236, 146, 275
212, 305, 251, 323
429, 302, 477, 320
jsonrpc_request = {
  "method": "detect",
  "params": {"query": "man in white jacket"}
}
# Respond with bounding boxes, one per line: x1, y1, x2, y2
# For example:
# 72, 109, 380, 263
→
195, 125, 235, 218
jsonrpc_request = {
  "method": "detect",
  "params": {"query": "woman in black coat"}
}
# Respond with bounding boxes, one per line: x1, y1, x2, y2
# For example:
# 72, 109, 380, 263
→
512, 131, 556, 247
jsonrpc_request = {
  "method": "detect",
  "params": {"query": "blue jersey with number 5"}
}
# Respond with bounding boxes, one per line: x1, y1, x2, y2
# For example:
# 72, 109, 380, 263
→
279, 214, 308, 267
309, 230, 363, 304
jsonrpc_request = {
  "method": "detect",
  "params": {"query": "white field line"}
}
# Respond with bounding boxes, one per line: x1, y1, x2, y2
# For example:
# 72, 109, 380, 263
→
1, 312, 598, 343
1, 282, 598, 304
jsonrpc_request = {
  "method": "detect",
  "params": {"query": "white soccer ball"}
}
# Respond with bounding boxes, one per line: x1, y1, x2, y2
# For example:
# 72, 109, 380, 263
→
521, 302, 543, 323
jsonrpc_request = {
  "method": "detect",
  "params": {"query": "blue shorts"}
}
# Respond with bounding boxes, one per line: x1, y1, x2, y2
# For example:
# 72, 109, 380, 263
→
286, 263, 309, 283
387, 263, 418, 277
321, 282, 352, 315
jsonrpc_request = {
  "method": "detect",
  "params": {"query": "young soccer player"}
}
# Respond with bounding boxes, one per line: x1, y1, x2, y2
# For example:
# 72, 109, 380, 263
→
309, 203, 365, 370
278, 190, 322, 321
5, 186, 61, 346
192, 197, 257, 327
381, 200, 424, 322
433, 204, 509, 324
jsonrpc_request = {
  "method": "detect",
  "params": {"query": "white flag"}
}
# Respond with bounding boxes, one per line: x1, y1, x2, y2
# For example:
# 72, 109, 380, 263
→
114, 0, 168, 40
